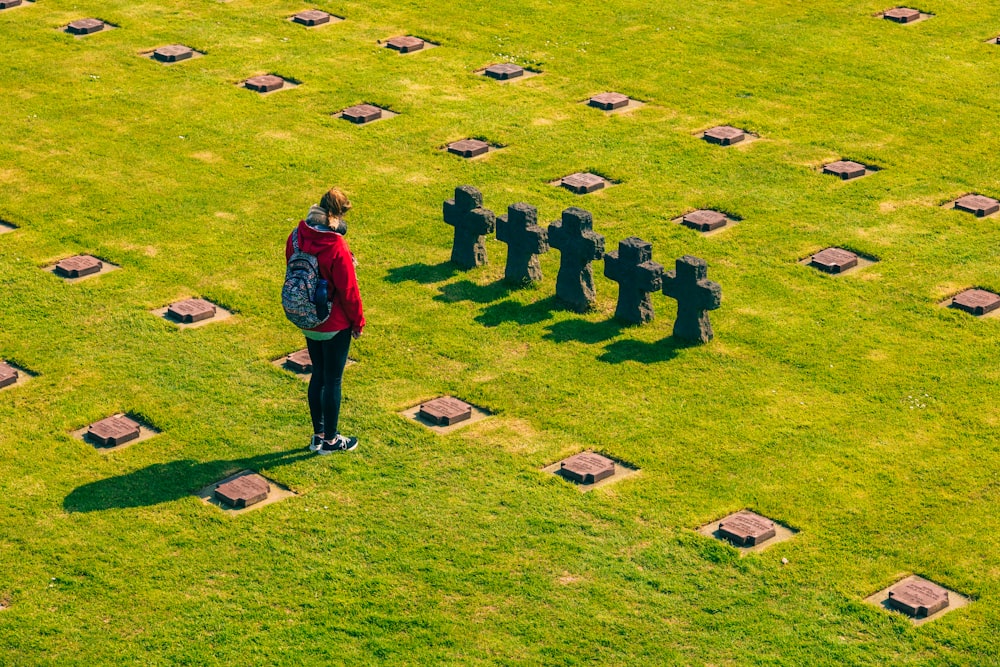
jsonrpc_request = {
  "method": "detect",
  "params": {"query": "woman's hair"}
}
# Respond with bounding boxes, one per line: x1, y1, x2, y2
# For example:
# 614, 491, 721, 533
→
319, 188, 352, 218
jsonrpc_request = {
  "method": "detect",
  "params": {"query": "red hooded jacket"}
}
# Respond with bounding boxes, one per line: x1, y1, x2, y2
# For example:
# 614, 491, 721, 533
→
285, 217, 365, 334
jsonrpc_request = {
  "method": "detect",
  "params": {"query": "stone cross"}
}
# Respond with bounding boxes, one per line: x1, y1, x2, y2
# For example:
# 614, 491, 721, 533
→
443, 186, 496, 269
496, 203, 549, 284
662, 255, 722, 343
604, 237, 664, 324
547, 207, 605, 312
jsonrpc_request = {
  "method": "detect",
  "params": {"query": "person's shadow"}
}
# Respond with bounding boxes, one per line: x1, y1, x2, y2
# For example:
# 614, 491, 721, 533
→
63, 448, 312, 513
384, 262, 458, 285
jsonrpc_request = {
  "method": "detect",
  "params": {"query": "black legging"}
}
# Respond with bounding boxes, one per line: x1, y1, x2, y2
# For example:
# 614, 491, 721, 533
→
305, 329, 352, 437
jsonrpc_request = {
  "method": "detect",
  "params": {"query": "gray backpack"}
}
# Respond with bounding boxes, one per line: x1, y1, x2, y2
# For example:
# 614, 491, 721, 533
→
282, 229, 329, 329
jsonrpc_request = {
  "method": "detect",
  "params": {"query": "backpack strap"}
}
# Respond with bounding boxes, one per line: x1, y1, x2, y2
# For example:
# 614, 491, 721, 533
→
291, 228, 300, 253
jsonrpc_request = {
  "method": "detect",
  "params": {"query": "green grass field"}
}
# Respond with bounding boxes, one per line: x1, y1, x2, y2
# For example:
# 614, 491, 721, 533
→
3, 0, 1000, 663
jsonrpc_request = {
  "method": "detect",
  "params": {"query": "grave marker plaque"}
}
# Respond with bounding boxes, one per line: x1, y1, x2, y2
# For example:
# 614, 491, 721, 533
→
55, 255, 102, 278
215, 474, 270, 509
0, 362, 18, 389
497, 202, 549, 284
682, 210, 728, 232
153, 45, 194, 63
954, 194, 1000, 217
0, 0, 23, 9
443, 185, 496, 268
386, 36, 424, 53
588, 93, 629, 110
560, 173, 606, 194
559, 452, 615, 484
951, 289, 1000, 316
87, 415, 141, 447
447, 139, 490, 158
703, 126, 746, 145
293, 9, 332, 26
341, 104, 383, 124
245, 75, 285, 93
662, 255, 722, 343
810, 247, 858, 274
167, 298, 217, 323
285, 349, 313, 372
67, 19, 105, 35
823, 160, 867, 180
484, 63, 524, 80
604, 237, 664, 324
884, 7, 921, 23
548, 207, 605, 312
718, 511, 776, 547
418, 397, 473, 425
888, 579, 950, 618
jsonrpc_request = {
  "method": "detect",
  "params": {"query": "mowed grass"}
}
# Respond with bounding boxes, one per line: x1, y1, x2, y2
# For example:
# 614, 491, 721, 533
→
2, 0, 1000, 663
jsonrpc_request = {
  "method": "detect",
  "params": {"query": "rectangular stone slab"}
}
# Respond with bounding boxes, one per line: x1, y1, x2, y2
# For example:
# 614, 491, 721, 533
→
87, 415, 141, 447
167, 298, 217, 323
0, 0, 23, 9
245, 75, 285, 93
954, 194, 1000, 217
810, 247, 859, 273
153, 45, 194, 63
884, 7, 921, 23
703, 126, 745, 145
67, 19, 105, 35
285, 349, 312, 373
561, 173, 606, 194
55, 255, 103, 278
718, 511, 777, 547
589, 93, 629, 110
293, 10, 331, 26
386, 36, 424, 53
682, 210, 728, 231
447, 139, 489, 158
342, 104, 383, 124
0, 362, 18, 389
888, 578, 950, 618
823, 160, 867, 180
418, 397, 473, 425
215, 474, 270, 509
559, 452, 615, 484
485, 63, 524, 80
951, 289, 1000, 315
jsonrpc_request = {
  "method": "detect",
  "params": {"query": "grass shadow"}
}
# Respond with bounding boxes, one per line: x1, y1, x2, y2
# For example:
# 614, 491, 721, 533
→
434, 280, 511, 304
63, 448, 312, 513
598, 336, 696, 364
384, 261, 458, 285
475, 295, 560, 327
543, 318, 622, 344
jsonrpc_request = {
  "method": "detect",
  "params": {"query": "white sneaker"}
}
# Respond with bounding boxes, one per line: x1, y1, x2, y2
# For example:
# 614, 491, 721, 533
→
308, 434, 324, 452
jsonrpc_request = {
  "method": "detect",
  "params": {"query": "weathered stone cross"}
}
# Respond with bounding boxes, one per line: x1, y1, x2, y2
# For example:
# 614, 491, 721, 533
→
662, 255, 722, 343
604, 237, 664, 324
443, 185, 496, 269
547, 207, 606, 312
497, 202, 549, 284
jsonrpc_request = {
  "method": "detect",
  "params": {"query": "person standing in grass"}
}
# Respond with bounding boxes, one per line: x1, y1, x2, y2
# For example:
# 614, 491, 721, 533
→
285, 188, 365, 454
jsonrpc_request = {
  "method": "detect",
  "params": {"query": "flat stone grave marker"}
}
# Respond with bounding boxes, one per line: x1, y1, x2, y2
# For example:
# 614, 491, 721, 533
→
447, 139, 492, 159
701, 125, 754, 146
196, 470, 296, 515
65, 19, 113, 36
74, 413, 159, 450
555, 172, 609, 194
543, 451, 638, 491
604, 237, 664, 325
951, 194, 1000, 217
547, 207, 605, 312
586, 92, 643, 113
290, 9, 342, 26
401, 395, 489, 433
0, 0, 29, 11
384, 36, 435, 54
273, 349, 356, 380
0, 360, 31, 391
697, 510, 796, 552
949, 288, 1000, 316
443, 185, 496, 268
803, 247, 876, 275
148, 45, 202, 64
823, 160, 870, 180
0, 220, 16, 234
882, 7, 930, 23
484, 63, 523, 79
676, 209, 733, 233
243, 74, 298, 94
337, 103, 397, 125
865, 575, 968, 625
48, 254, 118, 282
154, 297, 232, 328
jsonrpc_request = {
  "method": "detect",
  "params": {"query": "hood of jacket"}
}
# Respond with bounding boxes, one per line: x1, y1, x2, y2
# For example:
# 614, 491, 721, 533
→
296, 206, 347, 255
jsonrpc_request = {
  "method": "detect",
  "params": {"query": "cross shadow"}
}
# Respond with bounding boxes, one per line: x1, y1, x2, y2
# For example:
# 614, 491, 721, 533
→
598, 336, 697, 364
63, 448, 312, 513
384, 261, 458, 285
475, 295, 560, 327
434, 280, 510, 304
543, 318, 622, 344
